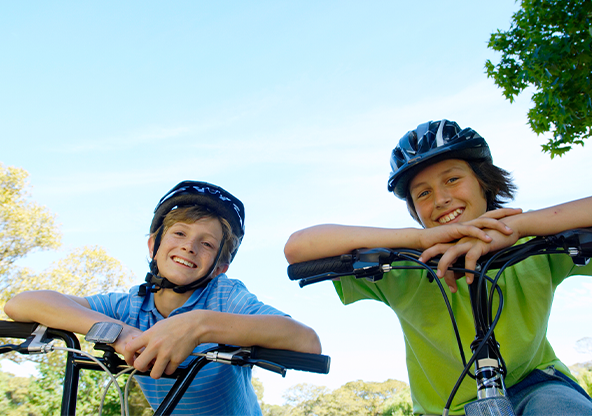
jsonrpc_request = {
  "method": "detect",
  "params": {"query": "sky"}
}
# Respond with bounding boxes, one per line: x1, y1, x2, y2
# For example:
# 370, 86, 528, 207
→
2, 0, 592, 406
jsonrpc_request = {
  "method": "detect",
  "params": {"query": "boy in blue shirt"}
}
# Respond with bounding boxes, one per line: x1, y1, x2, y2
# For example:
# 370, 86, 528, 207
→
6, 180, 321, 415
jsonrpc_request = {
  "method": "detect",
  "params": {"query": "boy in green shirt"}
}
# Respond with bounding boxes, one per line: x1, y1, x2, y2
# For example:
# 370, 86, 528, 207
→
285, 120, 592, 415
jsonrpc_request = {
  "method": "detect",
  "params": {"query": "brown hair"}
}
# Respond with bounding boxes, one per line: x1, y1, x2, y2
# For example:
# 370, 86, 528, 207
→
405, 159, 517, 226
153, 205, 239, 266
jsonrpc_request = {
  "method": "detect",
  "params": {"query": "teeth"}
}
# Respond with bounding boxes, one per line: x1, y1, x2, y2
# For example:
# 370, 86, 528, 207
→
438, 208, 463, 224
173, 257, 197, 268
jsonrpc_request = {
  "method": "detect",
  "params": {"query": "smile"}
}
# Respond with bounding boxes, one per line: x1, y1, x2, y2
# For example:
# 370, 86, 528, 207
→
438, 208, 464, 224
172, 256, 197, 268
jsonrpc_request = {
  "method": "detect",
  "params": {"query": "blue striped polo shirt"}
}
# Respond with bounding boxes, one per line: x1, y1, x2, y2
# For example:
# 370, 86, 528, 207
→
85, 274, 287, 415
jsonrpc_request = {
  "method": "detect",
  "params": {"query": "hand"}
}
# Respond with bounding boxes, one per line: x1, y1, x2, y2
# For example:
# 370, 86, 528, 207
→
421, 228, 520, 292
110, 324, 143, 365
418, 208, 520, 250
419, 208, 522, 293
124, 313, 204, 379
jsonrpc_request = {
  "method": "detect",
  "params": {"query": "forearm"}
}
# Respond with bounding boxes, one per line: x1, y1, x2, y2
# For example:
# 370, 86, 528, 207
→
4, 290, 120, 335
285, 224, 421, 264
191, 311, 322, 354
284, 221, 505, 264
504, 196, 592, 238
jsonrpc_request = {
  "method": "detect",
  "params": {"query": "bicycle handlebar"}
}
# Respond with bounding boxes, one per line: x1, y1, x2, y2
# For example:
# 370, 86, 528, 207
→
0, 320, 331, 415
288, 228, 592, 285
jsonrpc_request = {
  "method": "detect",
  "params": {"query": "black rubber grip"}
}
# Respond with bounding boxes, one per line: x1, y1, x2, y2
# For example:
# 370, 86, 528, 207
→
0, 321, 38, 339
287, 255, 354, 280
250, 347, 330, 374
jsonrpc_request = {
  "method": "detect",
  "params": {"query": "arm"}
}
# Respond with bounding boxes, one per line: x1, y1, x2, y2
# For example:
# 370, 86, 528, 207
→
421, 197, 592, 291
125, 311, 321, 379
284, 211, 519, 264
4, 290, 142, 362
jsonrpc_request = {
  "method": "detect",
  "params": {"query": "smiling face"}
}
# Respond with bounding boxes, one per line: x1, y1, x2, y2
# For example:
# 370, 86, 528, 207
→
408, 159, 487, 229
149, 217, 227, 286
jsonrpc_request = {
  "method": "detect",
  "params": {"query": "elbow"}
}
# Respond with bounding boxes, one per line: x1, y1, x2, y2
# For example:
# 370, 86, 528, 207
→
4, 294, 25, 321
4, 298, 15, 319
284, 231, 305, 264
301, 326, 322, 355
310, 332, 322, 355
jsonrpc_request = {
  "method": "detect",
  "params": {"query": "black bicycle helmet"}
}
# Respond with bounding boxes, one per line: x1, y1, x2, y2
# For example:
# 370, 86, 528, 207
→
140, 180, 245, 296
387, 120, 492, 199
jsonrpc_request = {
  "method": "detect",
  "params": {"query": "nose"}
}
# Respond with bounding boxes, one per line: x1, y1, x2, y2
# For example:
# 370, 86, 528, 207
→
433, 187, 451, 208
181, 238, 198, 254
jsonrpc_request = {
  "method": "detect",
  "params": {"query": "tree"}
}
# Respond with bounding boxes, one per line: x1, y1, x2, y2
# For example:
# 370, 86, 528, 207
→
485, 0, 592, 157
0, 162, 134, 314
0, 162, 140, 414
0, 163, 60, 280
280, 379, 412, 416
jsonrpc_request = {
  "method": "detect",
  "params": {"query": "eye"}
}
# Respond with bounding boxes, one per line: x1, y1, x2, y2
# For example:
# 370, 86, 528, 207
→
416, 189, 430, 200
446, 176, 460, 185
202, 241, 216, 249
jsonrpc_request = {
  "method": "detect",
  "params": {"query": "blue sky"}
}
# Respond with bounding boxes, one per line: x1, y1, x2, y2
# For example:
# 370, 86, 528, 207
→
2, 0, 591, 405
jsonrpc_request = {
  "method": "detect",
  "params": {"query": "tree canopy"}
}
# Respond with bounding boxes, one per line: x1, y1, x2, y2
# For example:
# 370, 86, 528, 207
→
485, 0, 592, 157
263, 379, 413, 416
0, 163, 133, 314
0, 163, 138, 414
0, 163, 61, 280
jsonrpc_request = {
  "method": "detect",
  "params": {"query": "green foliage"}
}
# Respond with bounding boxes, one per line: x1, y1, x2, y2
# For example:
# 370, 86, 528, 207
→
0, 369, 38, 415
570, 363, 592, 396
0, 359, 151, 416
0, 163, 134, 317
485, 0, 592, 157
0, 163, 61, 281
276, 379, 412, 416
381, 383, 413, 416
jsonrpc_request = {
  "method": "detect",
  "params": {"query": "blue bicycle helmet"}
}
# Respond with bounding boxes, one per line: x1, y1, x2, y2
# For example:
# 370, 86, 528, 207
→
140, 180, 245, 296
387, 120, 492, 199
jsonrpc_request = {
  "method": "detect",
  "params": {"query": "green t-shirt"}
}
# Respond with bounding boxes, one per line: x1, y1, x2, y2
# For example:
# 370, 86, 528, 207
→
334, 247, 592, 415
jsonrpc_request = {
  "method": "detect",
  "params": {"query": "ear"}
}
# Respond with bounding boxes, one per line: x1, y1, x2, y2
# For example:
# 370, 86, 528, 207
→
214, 263, 229, 276
148, 236, 155, 258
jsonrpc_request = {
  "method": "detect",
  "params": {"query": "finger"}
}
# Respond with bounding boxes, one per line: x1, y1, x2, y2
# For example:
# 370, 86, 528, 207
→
121, 348, 136, 366
419, 244, 450, 264
480, 208, 522, 220
164, 361, 180, 376
460, 226, 493, 242
442, 270, 458, 293
436, 244, 467, 278
149, 358, 167, 379
463, 254, 479, 285
125, 335, 145, 353
476, 218, 515, 235
132, 348, 157, 372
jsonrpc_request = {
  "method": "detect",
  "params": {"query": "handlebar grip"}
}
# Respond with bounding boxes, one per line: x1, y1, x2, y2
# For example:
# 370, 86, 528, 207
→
287, 255, 354, 280
250, 347, 330, 374
0, 321, 39, 339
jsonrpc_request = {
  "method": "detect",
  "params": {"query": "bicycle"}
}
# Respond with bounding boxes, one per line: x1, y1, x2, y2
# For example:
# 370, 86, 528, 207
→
0, 320, 331, 415
287, 227, 592, 416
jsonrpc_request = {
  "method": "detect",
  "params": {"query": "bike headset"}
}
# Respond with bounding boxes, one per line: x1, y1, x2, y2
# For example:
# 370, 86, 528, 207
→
387, 119, 492, 199
138, 180, 245, 297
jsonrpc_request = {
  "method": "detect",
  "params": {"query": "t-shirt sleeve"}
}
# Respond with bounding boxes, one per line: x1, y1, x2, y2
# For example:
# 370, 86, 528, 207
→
548, 251, 592, 287
224, 281, 288, 317
85, 291, 131, 321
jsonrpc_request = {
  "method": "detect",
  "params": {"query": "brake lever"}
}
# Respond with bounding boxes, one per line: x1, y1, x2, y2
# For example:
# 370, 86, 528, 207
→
202, 347, 288, 376
555, 227, 592, 266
